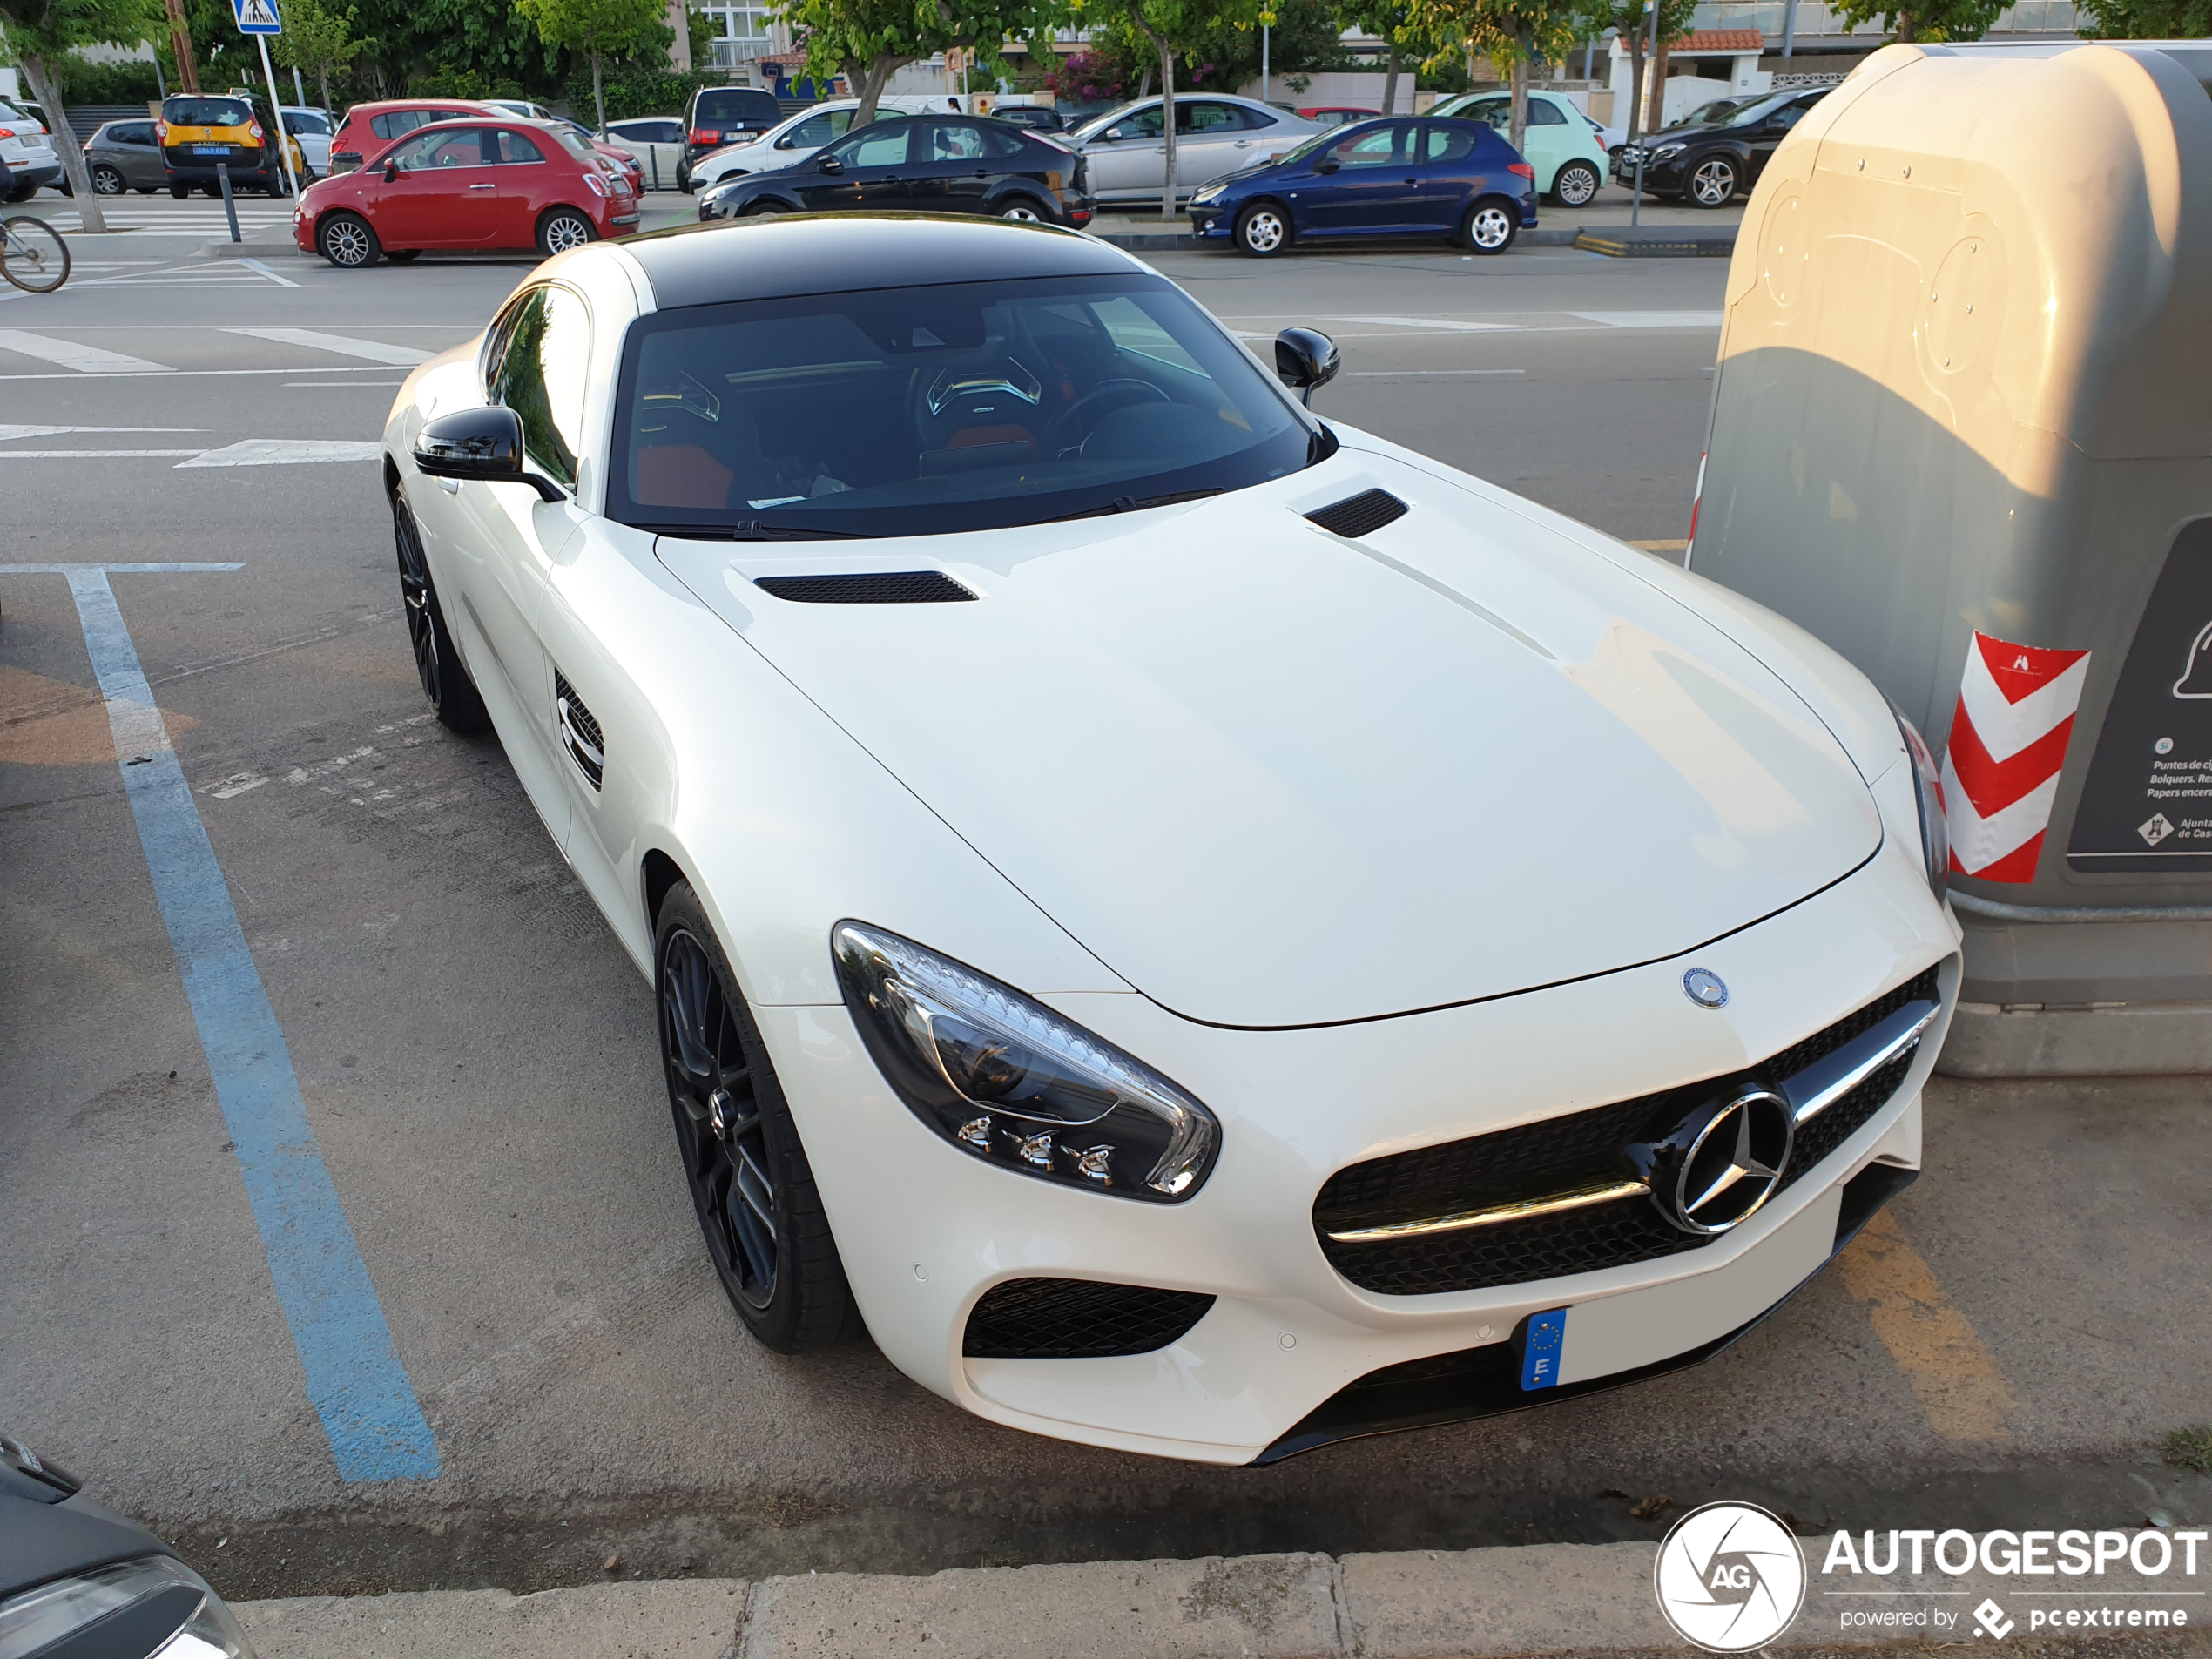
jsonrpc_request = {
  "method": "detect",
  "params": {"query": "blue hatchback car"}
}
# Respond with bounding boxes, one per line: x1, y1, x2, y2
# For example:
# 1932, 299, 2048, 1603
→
1186, 116, 1537, 257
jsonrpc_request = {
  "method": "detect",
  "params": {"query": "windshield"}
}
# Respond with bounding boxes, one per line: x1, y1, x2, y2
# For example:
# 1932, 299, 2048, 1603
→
1675, 98, 1741, 127
1723, 91, 1797, 127
0, 100, 24, 122
165, 97, 253, 127
611, 272, 1318, 539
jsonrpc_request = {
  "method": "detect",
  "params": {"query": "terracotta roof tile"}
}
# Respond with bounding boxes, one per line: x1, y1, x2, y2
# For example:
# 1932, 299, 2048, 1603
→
1677, 29, 1767, 51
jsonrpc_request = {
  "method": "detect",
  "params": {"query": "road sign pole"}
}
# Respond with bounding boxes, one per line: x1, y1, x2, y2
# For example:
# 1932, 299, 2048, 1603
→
255, 32, 300, 196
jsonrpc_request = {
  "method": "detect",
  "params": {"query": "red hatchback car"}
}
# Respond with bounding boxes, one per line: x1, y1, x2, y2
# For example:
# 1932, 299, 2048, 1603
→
294, 117, 639, 266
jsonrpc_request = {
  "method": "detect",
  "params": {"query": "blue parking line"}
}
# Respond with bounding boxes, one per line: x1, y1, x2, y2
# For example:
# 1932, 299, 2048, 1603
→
18, 563, 440, 1482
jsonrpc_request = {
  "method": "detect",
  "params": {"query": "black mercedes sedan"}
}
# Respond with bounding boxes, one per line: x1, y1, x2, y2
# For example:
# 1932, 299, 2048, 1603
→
698, 113, 1090, 227
1610, 86, 1829, 207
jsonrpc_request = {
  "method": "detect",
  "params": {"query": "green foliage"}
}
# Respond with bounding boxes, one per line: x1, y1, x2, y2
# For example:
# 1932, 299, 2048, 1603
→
2077, 0, 2211, 30
562, 61, 710, 117
1179, 0, 1357, 90
272, 0, 373, 107
787, 0, 1076, 121
50, 51, 164, 99
0, 0, 163, 59
685, 3, 714, 65
1830, 0, 2001, 39
411, 64, 524, 95
2165, 1426, 2212, 1474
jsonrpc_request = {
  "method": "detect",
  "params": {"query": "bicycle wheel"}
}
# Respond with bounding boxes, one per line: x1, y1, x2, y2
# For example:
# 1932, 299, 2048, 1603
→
0, 215, 71, 293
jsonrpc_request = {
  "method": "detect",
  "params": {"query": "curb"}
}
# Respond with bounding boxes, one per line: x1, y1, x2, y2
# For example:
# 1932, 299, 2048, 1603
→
1575, 225, 1736, 258
233, 1538, 2202, 1659
200, 240, 305, 260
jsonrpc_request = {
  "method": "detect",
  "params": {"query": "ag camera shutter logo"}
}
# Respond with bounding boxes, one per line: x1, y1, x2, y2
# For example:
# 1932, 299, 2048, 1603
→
1653, 1501, 1808, 1651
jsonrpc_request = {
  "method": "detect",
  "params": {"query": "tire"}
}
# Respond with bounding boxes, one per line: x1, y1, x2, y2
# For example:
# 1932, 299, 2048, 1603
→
744, 200, 791, 217
317, 210, 380, 268
390, 492, 489, 736
135, 186, 157, 195
1460, 198, 1518, 254
1551, 159, 1600, 208
384, 248, 421, 262
1688, 155, 1738, 208
656, 880, 853, 1352
677, 160, 691, 192
536, 206, 596, 254
170, 183, 191, 199
3, 180, 37, 204
998, 197, 1048, 222
0, 215, 71, 293
1235, 202, 1290, 257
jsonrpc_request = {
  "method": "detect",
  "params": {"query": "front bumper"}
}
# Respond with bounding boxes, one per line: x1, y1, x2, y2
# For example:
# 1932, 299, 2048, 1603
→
757, 842, 1959, 1464
1612, 148, 1686, 192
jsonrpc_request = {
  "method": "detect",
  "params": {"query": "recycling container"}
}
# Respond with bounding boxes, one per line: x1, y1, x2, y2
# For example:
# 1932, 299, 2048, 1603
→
1686, 39, 2212, 1074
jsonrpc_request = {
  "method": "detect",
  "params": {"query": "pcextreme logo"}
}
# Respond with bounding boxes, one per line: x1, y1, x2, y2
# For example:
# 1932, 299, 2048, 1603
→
1653, 1501, 1809, 1651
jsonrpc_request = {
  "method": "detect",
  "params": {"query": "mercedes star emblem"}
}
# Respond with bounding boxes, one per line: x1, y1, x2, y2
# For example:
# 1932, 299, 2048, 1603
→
1683, 967, 1730, 1009
1662, 1089, 1795, 1235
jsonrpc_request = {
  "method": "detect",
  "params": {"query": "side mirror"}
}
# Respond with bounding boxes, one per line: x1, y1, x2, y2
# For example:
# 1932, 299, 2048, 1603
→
1314, 157, 1340, 173
1101, 126, 1125, 143
816, 153, 842, 172
1273, 327, 1340, 408
383, 158, 399, 182
413, 406, 564, 502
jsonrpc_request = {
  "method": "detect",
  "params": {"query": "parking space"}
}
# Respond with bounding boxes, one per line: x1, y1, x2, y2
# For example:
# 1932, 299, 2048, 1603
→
3, 240, 2206, 1604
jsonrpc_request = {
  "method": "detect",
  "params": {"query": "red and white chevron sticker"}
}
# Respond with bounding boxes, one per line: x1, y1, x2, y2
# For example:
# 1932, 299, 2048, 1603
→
1940, 631, 2093, 883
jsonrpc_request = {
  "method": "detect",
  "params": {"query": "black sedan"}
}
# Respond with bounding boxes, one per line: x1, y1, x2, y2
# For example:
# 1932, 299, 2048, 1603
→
698, 113, 1090, 227
1610, 87, 1829, 207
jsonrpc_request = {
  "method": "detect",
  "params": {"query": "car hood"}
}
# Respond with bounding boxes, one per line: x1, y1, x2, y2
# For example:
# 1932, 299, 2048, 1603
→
656, 449, 1881, 1028
1639, 120, 1739, 145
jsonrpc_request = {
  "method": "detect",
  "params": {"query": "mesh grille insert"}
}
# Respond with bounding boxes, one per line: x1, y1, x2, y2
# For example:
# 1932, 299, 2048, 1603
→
1305, 489, 1408, 539
554, 669, 604, 791
753, 571, 975, 604
1314, 967, 1941, 1296
963, 1278, 1215, 1359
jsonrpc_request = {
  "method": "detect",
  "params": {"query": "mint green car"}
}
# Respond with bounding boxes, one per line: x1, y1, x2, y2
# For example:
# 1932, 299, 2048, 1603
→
1427, 90, 1610, 207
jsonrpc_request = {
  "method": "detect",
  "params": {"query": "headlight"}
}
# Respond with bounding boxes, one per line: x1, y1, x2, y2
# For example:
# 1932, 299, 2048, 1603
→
1190, 183, 1221, 203
1653, 143, 1684, 160
0, 1556, 256, 1659
1892, 705, 1951, 898
833, 922, 1221, 1201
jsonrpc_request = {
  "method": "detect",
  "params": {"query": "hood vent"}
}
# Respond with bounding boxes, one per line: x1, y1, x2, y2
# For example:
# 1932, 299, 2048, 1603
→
1305, 489, 1408, 539
555, 670, 604, 791
754, 571, 976, 604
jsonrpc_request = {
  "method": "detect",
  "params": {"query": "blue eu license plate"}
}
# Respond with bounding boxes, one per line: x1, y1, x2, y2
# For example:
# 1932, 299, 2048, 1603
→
193, 144, 230, 155
1519, 1307, 1568, 1390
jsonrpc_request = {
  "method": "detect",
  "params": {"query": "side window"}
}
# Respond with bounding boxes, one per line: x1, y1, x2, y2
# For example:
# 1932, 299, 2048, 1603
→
980, 123, 1026, 158
394, 128, 489, 170
1466, 97, 1509, 133
489, 287, 591, 489
1423, 125, 1480, 164
1527, 99, 1568, 125
929, 121, 987, 161
493, 129, 547, 163
1330, 126, 1405, 168
840, 125, 909, 168
1180, 101, 1242, 133
1770, 102, 1809, 132
119, 122, 157, 145
1110, 105, 1164, 140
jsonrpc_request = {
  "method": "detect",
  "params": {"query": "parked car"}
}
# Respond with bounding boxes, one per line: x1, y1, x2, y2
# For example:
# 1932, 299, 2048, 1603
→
327, 98, 504, 175
1, 1431, 258, 1659
1298, 105, 1379, 126
1610, 86, 1830, 206
484, 98, 558, 123
1069, 94, 1320, 204
1428, 89, 1609, 206
295, 116, 638, 266
379, 212, 1956, 1466
687, 97, 971, 193
157, 91, 307, 197
549, 116, 646, 190
82, 118, 165, 193
988, 103, 1065, 132
699, 114, 1089, 226
0, 98, 59, 199
681, 84, 783, 181
1189, 116, 1537, 254
280, 105, 334, 176
605, 115, 685, 187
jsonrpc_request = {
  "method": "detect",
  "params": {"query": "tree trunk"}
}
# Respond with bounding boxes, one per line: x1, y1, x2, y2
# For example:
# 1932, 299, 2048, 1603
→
318, 65, 332, 112
1648, 31, 1672, 130
17, 56, 107, 233
591, 53, 608, 133
851, 52, 905, 125
164, 0, 202, 95
1134, 15, 1176, 221
1508, 42, 1528, 153
1894, 8, 1919, 38
1626, 29, 1645, 143
1381, 37, 1400, 117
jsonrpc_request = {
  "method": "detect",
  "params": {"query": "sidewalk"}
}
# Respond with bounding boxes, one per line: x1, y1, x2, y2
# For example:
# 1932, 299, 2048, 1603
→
237, 1537, 2209, 1658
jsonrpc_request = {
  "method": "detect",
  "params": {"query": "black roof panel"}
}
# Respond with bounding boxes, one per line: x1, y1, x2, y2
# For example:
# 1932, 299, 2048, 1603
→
618, 213, 1139, 312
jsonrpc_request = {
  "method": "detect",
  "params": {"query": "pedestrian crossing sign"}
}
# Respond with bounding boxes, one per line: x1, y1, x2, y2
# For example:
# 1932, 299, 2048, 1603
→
232, 0, 281, 33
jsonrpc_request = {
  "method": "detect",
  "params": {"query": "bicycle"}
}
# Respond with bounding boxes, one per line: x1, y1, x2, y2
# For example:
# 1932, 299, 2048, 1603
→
1, 211, 70, 292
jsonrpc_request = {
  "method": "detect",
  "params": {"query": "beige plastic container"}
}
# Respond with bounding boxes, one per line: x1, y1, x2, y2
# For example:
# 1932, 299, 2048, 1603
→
1689, 41, 2212, 1073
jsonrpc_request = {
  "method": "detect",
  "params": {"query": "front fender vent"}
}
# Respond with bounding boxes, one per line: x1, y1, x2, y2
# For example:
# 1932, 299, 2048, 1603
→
962, 1278, 1215, 1359
1305, 489, 1408, 539
555, 670, 604, 791
753, 571, 976, 604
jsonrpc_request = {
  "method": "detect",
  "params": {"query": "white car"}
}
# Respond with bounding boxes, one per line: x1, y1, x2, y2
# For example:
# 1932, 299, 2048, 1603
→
688, 97, 970, 192
0, 98, 59, 199
1069, 94, 1321, 203
280, 106, 334, 177
381, 215, 1960, 1466
604, 115, 685, 189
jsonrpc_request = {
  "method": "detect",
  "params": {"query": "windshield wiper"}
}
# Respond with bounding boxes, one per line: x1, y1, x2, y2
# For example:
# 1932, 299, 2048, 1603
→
637, 521, 870, 541
1043, 487, 1224, 525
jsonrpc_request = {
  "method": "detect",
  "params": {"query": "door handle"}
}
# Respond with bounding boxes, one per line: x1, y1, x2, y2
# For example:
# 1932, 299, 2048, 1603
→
974, 168, 988, 177
469, 181, 495, 190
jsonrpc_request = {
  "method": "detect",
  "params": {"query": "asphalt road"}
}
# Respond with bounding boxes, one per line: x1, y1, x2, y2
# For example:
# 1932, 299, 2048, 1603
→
3, 227, 2207, 1602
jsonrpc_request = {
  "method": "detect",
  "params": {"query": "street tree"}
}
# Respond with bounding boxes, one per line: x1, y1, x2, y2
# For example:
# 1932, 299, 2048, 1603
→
1569, 0, 1691, 141
1830, 0, 2001, 39
0, 0, 159, 231
1076, 0, 1272, 219
786, 0, 1076, 127
2078, 0, 2210, 28
270, 0, 372, 111
515, 0, 664, 130
1409, 0, 1575, 151
1340, 0, 1426, 116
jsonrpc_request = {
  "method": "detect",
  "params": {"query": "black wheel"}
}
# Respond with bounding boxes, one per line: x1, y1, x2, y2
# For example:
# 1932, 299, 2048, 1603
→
3, 180, 37, 204
1552, 159, 1600, 208
536, 206, 595, 254
744, 199, 791, 217
135, 186, 156, 194
0, 215, 71, 293
1461, 198, 1518, 254
1688, 154, 1738, 208
318, 211, 380, 267
384, 248, 421, 261
656, 881, 853, 1352
997, 196, 1048, 222
1235, 202, 1290, 257
170, 183, 191, 199
677, 159, 691, 192
390, 492, 489, 734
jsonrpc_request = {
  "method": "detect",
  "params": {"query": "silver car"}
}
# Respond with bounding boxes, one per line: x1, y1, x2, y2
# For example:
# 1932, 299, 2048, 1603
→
1069, 94, 1319, 204
83, 118, 165, 194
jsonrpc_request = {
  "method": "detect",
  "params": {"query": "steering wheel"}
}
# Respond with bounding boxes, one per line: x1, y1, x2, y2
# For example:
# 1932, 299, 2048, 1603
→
1042, 379, 1170, 455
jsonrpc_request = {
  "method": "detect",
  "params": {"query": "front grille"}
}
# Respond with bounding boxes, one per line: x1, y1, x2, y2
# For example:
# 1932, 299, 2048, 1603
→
1315, 968, 1940, 1297
962, 1278, 1215, 1359
1305, 489, 1408, 539
753, 571, 975, 604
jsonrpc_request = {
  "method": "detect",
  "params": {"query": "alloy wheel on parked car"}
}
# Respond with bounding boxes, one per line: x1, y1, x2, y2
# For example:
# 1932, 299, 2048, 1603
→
1553, 159, 1600, 207
1690, 156, 1738, 207
1237, 205, 1289, 257
1463, 201, 1517, 253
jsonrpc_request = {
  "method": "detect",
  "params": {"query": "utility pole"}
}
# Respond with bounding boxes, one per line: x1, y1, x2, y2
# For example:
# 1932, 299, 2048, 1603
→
164, 0, 202, 94
1260, 24, 1269, 104
1781, 0, 1799, 58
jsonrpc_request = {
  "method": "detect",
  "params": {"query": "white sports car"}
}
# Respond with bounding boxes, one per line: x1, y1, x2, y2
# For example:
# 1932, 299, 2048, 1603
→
381, 214, 1960, 1465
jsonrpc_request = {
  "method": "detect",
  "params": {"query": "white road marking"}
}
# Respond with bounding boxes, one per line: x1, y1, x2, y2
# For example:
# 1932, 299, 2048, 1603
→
175, 440, 385, 468
238, 259, 302, 288
223, 327, 432, 367
1571, 311, 1725, 328
286, 745, 377, 786
1324, 314, 1525, 332
0, 449, 208, 459
282, 381, 405, 389
0, 365, 419, 382
204, 771, 270, 798
0, 425, 200, 440
0, 330, 172, 374
1345, 368, 1527, 377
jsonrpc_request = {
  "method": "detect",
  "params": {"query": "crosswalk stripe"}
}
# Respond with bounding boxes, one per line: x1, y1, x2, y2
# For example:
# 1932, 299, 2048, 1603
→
1570, 311, 1725, 328
222, 327, 432, 367
1324, 314, 1523, 332
175, 440, 385, 467
0, 330, 172, 374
